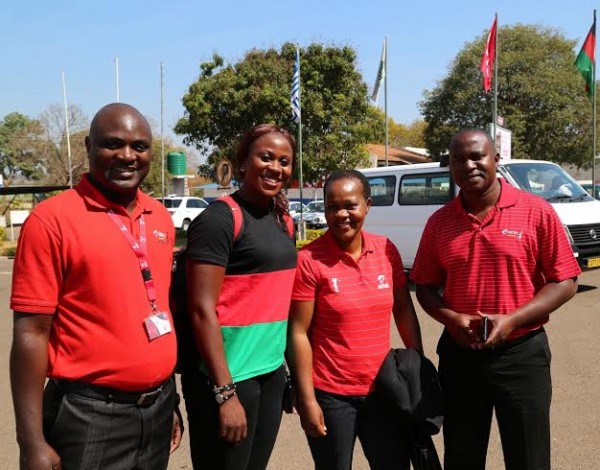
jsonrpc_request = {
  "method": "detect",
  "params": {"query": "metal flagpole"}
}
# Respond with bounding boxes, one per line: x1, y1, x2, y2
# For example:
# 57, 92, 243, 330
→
61, 71, 73, 188
492, 13, 498, 139
161, 62, 166, 201
115, 57, 120, 102
384, 37, 388, 167
297, 47, 304, 239
593, 10, 597, 192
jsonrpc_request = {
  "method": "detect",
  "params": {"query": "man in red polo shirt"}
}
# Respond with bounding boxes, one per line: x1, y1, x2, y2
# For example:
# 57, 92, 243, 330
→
411, 129, 580, 470
10, 103, 182, 469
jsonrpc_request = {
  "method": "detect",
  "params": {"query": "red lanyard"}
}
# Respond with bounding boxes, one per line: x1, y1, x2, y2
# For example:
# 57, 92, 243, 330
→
107, 210, 159, 312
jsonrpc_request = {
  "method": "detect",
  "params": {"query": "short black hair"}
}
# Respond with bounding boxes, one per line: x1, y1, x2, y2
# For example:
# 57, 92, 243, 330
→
324, 169, 371, 200
449, 128, 497, 155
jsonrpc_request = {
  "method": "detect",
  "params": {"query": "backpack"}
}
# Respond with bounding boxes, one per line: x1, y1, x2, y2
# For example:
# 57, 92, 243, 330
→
171, 195, 294, 373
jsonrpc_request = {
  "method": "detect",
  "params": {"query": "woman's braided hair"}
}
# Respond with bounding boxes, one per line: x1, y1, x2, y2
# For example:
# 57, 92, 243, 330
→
235, 124, 297, 233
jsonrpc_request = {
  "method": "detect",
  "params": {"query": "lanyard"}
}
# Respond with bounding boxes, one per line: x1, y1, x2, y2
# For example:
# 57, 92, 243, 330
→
106, 210, 159, 312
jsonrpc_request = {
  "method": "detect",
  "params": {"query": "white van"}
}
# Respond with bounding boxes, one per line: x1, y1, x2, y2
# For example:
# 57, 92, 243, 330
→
359, 160, 600, 270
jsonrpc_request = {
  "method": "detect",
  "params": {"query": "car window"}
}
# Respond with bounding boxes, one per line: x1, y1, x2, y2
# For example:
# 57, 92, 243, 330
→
186, 199, 201, 208
162, 199, 181, 208
399, 173, 452, 205
367, 176, 396, 206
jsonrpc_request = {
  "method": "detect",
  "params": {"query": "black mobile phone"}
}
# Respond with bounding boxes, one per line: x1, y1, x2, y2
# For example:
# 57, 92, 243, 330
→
482, 317, 489, 341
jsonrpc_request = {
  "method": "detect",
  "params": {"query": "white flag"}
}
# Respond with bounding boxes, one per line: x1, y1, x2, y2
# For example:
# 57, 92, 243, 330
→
371, 40, 386, 102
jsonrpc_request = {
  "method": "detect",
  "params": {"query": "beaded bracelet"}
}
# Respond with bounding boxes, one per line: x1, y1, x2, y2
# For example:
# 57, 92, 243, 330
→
212, 382, 236, 395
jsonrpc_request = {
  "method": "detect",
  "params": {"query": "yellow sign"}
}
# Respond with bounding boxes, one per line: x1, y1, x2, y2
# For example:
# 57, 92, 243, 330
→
587, 257, 600, 269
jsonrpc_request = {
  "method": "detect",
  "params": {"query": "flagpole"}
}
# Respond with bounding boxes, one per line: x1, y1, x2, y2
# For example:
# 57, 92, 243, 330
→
160, 62, 166, 201
593, 9, 597, 191
114, 57, 120, 102
384, 37, 389, 167
61, 71, 73, 188
493, 13, 498, 139
294, 46, 304, 238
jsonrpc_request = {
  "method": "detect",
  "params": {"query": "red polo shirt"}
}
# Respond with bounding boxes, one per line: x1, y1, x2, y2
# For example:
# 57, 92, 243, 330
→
292, 230, 406, 396
410, 180, 581, 338
11, 175, 177, 391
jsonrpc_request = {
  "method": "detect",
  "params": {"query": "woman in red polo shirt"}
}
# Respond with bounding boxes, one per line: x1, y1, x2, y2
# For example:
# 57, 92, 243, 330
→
289, 169, 423, 470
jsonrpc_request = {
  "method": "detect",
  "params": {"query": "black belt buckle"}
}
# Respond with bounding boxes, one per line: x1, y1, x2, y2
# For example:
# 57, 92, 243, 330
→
136, 386, 162, 406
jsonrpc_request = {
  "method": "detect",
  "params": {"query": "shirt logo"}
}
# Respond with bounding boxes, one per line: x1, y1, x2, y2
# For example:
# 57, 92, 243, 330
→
330, 277, 340, 293
501, 228, 523, 240
153, 229, 169, 243
377, 275, 390, 289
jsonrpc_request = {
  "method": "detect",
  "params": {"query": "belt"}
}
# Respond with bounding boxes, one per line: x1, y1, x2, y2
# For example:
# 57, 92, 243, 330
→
54, 379, 169, 407
497, 327, 544, 350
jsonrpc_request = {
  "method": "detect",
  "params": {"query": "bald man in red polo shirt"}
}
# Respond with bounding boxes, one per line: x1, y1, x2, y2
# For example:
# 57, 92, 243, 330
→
10, 103, 182, 470
411, 129, 580, 470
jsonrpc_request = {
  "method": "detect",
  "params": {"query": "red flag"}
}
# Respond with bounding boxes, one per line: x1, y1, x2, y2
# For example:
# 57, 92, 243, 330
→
480, 15, 497, 93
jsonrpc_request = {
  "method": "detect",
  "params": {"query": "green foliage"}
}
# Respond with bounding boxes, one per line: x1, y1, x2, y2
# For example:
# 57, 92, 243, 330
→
0, 227, 6, 242
296, 228, 326, 249
0, 112, 47, 184
420, 24, 595, 167
175, 43, 379, 183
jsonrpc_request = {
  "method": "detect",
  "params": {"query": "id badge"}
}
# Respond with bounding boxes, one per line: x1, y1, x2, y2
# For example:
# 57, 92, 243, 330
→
143, 312, 173, 341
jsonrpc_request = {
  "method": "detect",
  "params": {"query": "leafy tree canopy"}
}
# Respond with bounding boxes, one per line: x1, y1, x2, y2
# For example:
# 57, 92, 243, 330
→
420, 24, 594, 167
0, 112, 47, 184
175, 42, 382, 182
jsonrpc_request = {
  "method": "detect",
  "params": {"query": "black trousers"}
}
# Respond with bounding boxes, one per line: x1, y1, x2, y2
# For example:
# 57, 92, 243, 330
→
437, 328, 552, 470
42, 378, 176, 470
181, 364, 286, 470
307, 388, 411, 470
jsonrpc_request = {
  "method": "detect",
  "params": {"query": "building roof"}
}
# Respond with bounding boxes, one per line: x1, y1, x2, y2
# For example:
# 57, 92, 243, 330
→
366, 144, 431, 165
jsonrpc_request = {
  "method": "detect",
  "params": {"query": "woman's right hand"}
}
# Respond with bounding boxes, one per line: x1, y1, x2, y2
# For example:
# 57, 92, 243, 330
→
298, 399, 327, 438
218, 395, 248, 444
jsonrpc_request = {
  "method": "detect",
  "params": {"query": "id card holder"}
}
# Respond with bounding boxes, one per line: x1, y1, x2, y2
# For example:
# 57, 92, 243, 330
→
143, 311, 173, 341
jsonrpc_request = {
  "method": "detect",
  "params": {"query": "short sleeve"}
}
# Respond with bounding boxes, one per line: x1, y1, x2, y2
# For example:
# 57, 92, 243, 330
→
11, 212, 63, 314
385, 239, 407, 289
291, 249, 319, 301
185, 201, 235, 267
537, 204, 581, 282
410, 217, 444, 285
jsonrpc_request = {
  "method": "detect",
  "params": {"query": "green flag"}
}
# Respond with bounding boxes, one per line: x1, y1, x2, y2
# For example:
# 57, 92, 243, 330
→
575, 19, 596, 98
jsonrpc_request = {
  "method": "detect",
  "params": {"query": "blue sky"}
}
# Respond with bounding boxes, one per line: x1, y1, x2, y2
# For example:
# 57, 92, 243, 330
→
1, 0, 598, 155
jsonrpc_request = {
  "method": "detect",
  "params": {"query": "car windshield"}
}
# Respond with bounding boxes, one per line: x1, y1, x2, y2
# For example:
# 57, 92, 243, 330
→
160, 199, 182, 208
501, 162, 590, 202
307, 201, 324, 212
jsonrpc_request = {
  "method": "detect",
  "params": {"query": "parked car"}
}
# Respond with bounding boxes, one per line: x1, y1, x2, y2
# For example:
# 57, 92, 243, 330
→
294, 200, 326, 229
158, 196, 209, 231
288, 200, 307, 218
579, 181, 600, 200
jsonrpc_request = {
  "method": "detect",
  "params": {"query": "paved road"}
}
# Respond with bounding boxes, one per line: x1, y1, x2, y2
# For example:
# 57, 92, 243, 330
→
1, 258, 599, 469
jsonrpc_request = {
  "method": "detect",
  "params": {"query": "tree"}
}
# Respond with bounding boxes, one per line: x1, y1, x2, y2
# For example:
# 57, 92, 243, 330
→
175, 43, 380, 183
38, 104, 89, 185
420, 24, 594, 167
0, 112, 47, 185
388, 119, 427, 148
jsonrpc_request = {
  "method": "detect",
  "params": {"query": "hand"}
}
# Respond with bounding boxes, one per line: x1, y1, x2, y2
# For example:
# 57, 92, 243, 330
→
445, 312, 481, 348
298, 399, 327, 438
170, 407, 184, 454
20, 440, 61, 470
218, 395, 247, 444
474, 312, 516, 350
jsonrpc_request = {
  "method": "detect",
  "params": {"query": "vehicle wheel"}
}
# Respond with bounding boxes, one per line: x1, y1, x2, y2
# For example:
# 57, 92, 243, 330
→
182, 219, 192, 231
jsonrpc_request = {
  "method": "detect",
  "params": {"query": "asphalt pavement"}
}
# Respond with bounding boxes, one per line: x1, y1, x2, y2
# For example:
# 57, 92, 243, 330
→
1, 258, 598, 469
